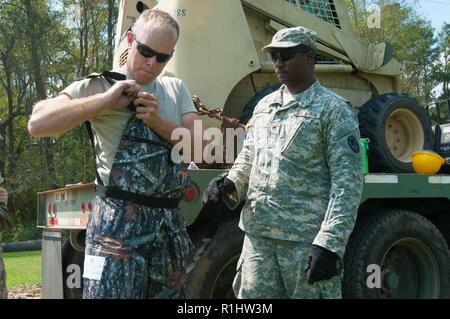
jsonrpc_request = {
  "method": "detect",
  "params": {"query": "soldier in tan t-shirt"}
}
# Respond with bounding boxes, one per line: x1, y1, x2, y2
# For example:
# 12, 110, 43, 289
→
62, 66, 196, 186
28, 9, 201, 299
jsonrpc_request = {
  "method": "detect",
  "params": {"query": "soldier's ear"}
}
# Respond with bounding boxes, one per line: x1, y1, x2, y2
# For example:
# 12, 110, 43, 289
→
127, 31, 134, 47
307, 50, 316, 65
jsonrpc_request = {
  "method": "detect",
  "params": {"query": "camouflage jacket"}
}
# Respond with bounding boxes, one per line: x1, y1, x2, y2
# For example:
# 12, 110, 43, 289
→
227, 81, 363, 257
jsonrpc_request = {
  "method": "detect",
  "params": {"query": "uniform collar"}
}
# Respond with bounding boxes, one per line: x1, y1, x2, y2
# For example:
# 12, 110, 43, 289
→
272, 80, 321, 109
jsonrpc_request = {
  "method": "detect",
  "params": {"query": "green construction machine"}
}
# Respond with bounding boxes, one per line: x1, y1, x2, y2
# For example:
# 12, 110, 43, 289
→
38, 0, 450, 299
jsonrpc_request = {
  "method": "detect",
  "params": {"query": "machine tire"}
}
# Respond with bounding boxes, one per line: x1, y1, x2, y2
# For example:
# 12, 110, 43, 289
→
428, 213, 450, 249
185, 219, 244, 299
240, 84, 281, 124
62, 237, 84, 299
343, 210, 450, 298
358, 93, 433, 173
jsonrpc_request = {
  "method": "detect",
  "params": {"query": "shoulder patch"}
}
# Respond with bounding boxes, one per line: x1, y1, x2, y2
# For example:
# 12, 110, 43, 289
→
347, 136, 360, 153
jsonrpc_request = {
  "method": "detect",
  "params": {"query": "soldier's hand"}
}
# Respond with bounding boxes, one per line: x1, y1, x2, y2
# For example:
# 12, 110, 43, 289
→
203, 175, 225, 207
203, 175, 237, 210
102, 80, 140, 110
135, 93, 160, 128
304, 245, 341, 284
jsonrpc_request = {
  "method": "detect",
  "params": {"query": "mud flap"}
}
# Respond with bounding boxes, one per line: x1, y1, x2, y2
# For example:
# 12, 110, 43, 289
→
41, 231, 64, 299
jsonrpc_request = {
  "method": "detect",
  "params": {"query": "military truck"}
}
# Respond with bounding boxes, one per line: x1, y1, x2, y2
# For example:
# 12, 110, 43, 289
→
38, 0, 450, 299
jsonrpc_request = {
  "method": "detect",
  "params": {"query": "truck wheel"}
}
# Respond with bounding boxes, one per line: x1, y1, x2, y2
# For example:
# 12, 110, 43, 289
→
240, 84, 281, 124
428, 213, 450, 248
358, 93, 433, 173
343, 210, 450, 298
62, 238, 84, 299
185, 219, 244, 299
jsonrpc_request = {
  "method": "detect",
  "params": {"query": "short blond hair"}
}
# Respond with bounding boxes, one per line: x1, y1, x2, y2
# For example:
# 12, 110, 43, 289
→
132, 9, 179, 40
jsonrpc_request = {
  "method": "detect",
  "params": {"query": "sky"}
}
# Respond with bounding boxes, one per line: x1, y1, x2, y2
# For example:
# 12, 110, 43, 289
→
415, 0, 449, 32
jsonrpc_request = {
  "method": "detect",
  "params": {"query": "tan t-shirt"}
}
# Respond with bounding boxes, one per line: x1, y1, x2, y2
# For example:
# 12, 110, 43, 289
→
61, 67, 197, 185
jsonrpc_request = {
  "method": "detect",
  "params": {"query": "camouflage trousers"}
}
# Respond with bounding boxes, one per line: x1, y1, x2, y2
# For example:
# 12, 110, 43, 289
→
82, 197, 193, 299
0, 246, 7, 299
233, 233, 341, 299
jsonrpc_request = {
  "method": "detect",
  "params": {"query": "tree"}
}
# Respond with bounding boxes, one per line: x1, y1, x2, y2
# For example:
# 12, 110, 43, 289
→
0, 0, 118, 239
434, 23, 450, 99
346, 0, 438, 105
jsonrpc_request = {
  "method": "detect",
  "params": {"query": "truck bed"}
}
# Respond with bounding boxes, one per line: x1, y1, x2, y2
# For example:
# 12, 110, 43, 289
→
37, 172, 450, 230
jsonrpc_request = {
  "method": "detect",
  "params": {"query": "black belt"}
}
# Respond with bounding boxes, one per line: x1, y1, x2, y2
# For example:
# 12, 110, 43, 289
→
95, 185, 181, 209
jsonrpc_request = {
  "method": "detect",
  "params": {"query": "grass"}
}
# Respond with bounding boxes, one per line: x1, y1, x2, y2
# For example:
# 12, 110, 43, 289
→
3, 251, 41, 288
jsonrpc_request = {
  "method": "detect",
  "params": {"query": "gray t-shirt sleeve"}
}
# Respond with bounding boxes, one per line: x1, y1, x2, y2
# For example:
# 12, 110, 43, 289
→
60, 78, 107, 100
177, 80, 197, 115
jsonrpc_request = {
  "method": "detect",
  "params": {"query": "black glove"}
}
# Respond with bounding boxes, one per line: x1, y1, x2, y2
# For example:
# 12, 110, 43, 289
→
304, 245, 341, 284
202, 175, 237, 239
203, 174, 237, 210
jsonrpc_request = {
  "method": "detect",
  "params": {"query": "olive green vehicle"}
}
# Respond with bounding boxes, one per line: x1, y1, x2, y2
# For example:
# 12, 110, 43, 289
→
38, 0, 450, 299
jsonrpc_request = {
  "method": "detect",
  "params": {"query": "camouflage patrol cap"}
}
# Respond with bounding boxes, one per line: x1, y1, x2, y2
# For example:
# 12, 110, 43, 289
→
262, 26, 317, 52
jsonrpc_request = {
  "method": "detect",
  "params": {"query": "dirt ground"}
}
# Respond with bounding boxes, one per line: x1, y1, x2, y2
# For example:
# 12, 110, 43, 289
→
8, 284, 41, 299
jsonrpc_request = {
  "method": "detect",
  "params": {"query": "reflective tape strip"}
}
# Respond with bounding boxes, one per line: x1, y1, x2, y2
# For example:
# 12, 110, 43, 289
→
58, 218, 69, 226
364, 174, 398, 184
47, 218, 59, 226
47, 217, 88, 227
428, 176, 450, 184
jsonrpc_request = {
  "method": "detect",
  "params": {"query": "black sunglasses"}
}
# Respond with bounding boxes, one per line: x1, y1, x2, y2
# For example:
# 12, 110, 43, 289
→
131, 32, 173, 63
269, 47, 312, 63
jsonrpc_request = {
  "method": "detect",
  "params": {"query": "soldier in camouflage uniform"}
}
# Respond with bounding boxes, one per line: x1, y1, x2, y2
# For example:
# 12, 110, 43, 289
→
0, 187, 9, 299
204, 26, 363, 298
28, 9, 200, 299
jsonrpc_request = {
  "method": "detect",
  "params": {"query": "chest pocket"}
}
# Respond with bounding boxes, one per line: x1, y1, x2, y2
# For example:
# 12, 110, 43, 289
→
251, 110, 273, 149
281, 109, 321, 160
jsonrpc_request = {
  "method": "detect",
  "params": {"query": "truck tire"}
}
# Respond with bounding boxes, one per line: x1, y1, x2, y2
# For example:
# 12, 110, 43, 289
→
358, 93, 433, 173
240, 84, 281, 124
185, 219, 244, 299
62, 238, 84, 299
343, 210, 450, 298
428, 213, 450, 249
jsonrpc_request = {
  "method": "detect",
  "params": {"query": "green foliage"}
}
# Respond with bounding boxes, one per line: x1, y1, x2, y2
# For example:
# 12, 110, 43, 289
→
1, 223, 42, 243
433, 23, 450, 102
0, 0, 115, 237
346, 0, 439, 105
3, 251, 41, 288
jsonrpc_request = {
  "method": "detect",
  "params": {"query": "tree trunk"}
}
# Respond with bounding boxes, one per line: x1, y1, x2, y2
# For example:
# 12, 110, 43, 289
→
6, 67, 15, 187
91, 1, 99, 70
82, 0, 89, 75
0, 126, 5, 178
107, 0, 115, 65
24, 0, 58, 189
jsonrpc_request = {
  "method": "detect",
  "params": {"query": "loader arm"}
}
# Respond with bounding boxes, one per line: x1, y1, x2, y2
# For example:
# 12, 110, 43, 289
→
242, 0, 401, 75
